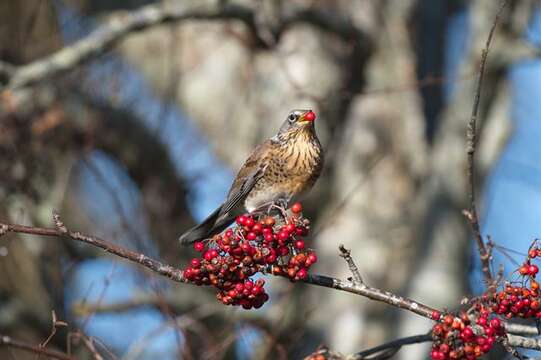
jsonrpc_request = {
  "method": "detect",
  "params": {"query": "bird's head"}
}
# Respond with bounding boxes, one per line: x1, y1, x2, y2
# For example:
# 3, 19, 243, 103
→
278, 109, 317, 135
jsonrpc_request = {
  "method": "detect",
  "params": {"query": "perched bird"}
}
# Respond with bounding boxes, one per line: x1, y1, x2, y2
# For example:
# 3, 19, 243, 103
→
179, 109, 324, 245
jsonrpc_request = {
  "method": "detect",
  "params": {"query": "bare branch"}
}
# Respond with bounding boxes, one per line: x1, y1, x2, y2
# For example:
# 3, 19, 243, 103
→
0, 215, 439, 320
465, 0, 509, 289
304, 274, 437, 320
0, 219, 184, 282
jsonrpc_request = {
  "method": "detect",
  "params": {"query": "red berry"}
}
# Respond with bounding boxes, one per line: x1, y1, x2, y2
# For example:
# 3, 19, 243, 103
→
489, 318, 501, 329
462, 327, 474, 340
278, 247, 289, 256
439, 344, 450, 354
304, 111, 316, 122
245, 217, 255, 228
481, 344, 491, 353
476, 336, 487, 346
296, 268, 308, 280
252, 286, 263, 295
190, 258, 201, 268
252, 223, 263, 234
204, 251, 215, 261
278, 231, 289, 242
246, 232, 257, 241
291, 202, 303, 214
529, 249, 538, 258
193, 241, 205, 252
431, 311, 441, 321
308, 253, 318, 264
236, 215, 247, 226
294, 240, 305, 250
285, 223, 296, 233
530, 264, 539, 275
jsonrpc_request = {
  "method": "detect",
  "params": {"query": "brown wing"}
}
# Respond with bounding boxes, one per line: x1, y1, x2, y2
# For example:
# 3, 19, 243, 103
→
217, 139, 275, 217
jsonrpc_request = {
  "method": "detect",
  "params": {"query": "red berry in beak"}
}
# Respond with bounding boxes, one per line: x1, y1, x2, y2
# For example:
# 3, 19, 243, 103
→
304, 111, 316, 122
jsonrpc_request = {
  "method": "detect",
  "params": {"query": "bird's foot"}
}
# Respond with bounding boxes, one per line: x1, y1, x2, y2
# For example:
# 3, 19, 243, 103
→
269, 199, 289, 221
251, 199, 289, 222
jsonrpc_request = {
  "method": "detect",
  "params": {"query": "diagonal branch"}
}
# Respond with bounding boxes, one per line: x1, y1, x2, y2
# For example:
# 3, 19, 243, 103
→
0, 1, 368, 91
1, 221, 184, 282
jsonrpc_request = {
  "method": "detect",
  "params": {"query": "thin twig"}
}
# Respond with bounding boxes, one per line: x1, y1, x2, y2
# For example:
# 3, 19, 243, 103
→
0, 334, 75, 360
338, 244, 364, 285
353, 333, 432, 359
465, 0, 508, 289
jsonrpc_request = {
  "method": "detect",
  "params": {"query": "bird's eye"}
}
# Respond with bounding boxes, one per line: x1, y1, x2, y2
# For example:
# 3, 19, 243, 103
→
288, 114, 296, 122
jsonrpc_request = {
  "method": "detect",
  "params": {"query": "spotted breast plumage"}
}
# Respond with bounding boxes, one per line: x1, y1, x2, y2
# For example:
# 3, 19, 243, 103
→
179, 109, 324, 245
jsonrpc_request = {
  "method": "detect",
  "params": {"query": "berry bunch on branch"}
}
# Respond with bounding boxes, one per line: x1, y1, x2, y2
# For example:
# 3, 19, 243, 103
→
182, 202, 318, 309
430, 241, 541, 360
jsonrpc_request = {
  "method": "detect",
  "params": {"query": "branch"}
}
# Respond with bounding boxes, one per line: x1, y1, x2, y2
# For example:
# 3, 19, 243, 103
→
304, 273, 436, 319
464, 0, 508, 289
0, 334, 75, 360
0, 215, 438, 320
506, 334, 541, 352
1, 217, 184, 283
0, 1, 368, 91
353, 333, 432, 360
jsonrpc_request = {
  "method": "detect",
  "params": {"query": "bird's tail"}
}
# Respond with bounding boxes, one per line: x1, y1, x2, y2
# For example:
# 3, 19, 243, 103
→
178, 206, 236, 245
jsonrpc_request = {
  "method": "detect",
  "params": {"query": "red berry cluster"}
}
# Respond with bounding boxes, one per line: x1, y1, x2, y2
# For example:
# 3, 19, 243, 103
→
430, 308, 504, 360
430, 242, 541, 359
182, 202, 318, 309
491, 247, 541, 319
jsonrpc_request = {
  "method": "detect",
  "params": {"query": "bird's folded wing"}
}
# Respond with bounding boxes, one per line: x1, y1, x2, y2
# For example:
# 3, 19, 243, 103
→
218, 162, 268, 217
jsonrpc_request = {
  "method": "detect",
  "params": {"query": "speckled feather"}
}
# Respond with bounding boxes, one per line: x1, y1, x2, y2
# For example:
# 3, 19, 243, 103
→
241, 125, 323, 211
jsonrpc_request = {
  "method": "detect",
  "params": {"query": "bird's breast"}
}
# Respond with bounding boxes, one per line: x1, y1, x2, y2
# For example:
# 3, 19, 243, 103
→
244, 135, 323, 211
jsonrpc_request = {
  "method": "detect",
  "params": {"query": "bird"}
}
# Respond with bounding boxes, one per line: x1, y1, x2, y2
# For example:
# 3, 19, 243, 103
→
179, 109, 324, 245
